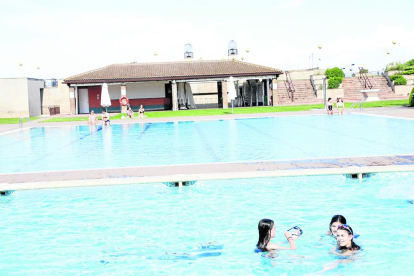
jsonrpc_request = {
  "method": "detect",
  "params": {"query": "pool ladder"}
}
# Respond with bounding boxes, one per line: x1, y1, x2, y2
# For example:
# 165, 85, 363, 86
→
347, 101, 363, 114
19, 117, 31, 128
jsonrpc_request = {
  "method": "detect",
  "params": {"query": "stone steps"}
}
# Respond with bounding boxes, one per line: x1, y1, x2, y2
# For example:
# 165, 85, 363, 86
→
342, 76, 405, 100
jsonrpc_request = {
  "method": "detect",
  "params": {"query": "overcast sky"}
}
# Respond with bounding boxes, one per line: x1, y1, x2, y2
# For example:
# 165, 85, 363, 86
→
0, 0, 413, 79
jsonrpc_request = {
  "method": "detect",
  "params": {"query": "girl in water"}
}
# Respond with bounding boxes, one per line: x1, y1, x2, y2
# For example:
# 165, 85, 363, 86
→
326, 215, 347, 237
335, 224, 361, 255
256, 219, 298, 251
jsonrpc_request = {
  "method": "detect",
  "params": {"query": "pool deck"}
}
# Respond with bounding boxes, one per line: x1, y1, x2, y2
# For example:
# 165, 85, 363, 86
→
1, 106, 414, 191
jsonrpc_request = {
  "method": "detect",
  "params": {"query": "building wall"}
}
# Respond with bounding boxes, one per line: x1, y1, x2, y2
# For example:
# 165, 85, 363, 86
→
0, 78, 30, 118
125, 82, 165, 99
84, 82, 169, 113
27, 79, 44, 117
42, 80, 71, 115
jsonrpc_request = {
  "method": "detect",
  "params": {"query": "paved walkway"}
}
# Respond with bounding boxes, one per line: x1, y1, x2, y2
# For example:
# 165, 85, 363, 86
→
1, 155, 414, 191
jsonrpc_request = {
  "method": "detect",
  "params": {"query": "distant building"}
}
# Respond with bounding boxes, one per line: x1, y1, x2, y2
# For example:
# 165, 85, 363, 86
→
64, 60, 283, 114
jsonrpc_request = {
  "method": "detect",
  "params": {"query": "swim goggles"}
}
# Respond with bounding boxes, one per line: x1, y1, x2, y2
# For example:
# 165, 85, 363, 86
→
287, 226, 303, 236
337, 224, 353, 235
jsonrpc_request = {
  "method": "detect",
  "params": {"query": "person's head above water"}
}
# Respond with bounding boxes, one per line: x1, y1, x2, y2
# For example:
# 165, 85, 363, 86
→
329, 215, 347, 236
257, 219, 275, 251
337, 224, 360, 251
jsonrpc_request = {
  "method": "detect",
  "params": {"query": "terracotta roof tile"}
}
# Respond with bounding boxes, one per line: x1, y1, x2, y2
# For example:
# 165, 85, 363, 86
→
64, 60, 282, 83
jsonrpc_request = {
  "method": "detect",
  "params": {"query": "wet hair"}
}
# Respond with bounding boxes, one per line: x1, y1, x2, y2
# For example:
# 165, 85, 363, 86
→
329, 215, 347, 234
328, 98, 332, 101
336, 98, 339, 103
337, 225, 361, 251
256, 219, 274, 251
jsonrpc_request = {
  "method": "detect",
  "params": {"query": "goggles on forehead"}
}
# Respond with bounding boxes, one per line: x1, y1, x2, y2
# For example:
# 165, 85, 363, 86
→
337, 224, 353, 235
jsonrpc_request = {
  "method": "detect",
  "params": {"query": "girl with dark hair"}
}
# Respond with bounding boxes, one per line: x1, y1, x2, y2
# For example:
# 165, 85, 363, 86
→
335, 224, 361, 254
256, 219, 298, 252
327, 98, 334, 115
326, 215, 347, 236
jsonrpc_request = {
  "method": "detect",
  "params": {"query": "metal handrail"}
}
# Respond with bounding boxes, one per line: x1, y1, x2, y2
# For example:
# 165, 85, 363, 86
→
19, 117, 31, 128
284, 71, 295, 102
358, 67, 373, 89
383, 71, 395, 93
310, 75, 317, 96
347, 101, 363, 114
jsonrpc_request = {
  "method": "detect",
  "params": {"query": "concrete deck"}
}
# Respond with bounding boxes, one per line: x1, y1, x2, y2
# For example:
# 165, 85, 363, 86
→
1, 106, 413, 191
1, 155, 414, 191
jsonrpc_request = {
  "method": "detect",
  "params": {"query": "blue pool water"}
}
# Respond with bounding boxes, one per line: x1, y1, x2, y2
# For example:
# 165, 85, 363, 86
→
1, 173, 414, 274
1, 114, 414, 173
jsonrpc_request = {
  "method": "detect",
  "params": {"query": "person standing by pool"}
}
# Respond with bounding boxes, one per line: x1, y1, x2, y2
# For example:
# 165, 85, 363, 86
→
138, 105, 146, 118
336, 98, 345, 115
88, 110, 97, 125
326, 215, 347, 237
256, 219, 298, 251
102, 110, 111, 126
327, 98, 334, 115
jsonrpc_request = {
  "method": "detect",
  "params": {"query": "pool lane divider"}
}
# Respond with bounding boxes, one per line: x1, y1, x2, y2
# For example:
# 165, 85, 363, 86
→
1, 155, 414, 192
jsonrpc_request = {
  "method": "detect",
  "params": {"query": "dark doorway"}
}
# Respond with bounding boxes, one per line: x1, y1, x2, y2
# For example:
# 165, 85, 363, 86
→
165, 83, 172, 110
217, 82, 223, 108
40, 88, 44, 115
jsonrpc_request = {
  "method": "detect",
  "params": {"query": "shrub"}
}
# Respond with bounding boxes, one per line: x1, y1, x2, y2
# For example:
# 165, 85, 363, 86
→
410, 87, 414, 107
392, 75, 407, 85
325, 67, 344, 89
325, 67, 345, 79
400, 70, 414, 75
360, 69, 368, 73
390, 75, 401, 81
406, 59, 414, 67
328, 77, 343, 89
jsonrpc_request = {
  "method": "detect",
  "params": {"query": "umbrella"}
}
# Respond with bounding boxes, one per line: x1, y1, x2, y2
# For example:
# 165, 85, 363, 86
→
227, 76, 237, 113
101, 83, 111, 112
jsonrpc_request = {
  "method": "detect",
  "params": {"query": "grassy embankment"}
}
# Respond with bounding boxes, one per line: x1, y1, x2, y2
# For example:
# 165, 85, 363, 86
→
0, 117, 40, 125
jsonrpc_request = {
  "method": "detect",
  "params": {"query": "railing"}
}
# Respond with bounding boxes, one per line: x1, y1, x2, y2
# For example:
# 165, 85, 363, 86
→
383, 71, 395, 93
358, 67, 373, 89
347, 101, 364, 114
19, 117, 31, 129
284, 71, 295, 102
310, 75, 317, 96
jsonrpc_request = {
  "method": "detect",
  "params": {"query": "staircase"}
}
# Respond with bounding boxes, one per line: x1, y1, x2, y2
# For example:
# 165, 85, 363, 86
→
276, 80, 322, 105
342, 76, 407, 101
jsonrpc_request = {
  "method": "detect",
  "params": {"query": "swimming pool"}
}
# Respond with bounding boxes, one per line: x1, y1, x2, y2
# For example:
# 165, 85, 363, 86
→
1, 114, 414, 174
1, 172, 413, 274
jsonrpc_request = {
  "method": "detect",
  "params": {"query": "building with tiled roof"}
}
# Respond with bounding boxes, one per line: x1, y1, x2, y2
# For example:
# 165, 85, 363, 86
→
64, 60, 283, 114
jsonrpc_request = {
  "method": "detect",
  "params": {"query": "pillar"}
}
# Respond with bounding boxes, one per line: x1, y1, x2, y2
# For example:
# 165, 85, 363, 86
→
172, 81, 178, 111
120, 85, 127, 113
272, 79, 278, 106
69, 86, 76, 114
221, 81, 228, 109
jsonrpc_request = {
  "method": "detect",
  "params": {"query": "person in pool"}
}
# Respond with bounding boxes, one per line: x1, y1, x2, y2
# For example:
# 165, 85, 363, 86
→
327, 98, 334, 115
88, 110, 97, 125
102, 110, 111, 126
334, 224, 361, 255
256, 219, 298, 251
326, 215, 347, 237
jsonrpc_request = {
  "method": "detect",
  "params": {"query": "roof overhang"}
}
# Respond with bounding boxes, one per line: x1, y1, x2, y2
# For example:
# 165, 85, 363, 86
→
63, 72, 282, 85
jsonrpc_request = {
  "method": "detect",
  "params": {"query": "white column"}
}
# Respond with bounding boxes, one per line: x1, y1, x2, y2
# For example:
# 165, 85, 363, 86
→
172, 81, 178, 111
75, 86, 79, 114
120, 85, 127, 113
